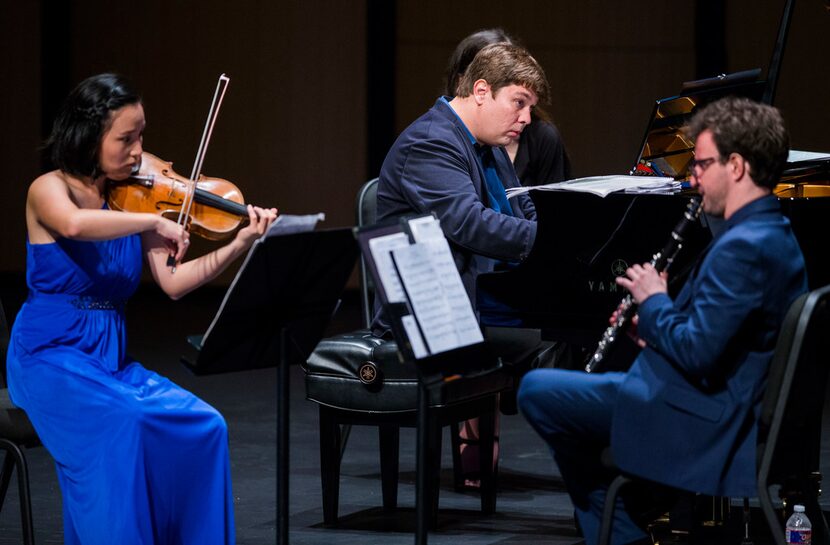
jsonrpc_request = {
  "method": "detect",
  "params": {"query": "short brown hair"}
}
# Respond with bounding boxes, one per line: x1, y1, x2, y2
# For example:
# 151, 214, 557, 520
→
445, 28, 514, 97
685, 97, 789, 190
456, 43, 550, 105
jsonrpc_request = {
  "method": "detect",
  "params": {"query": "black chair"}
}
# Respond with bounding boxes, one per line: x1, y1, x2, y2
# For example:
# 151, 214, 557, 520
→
756, 284, 830, 545
597, 285, 830, 545
304, 178, 512, 528
0, 297, 39, 545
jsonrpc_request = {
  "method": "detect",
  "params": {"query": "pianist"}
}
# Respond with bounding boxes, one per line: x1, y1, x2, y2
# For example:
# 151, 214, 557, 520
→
373, 42, 553, 355
373, 42, 544, 318
372, 43, 553, 482
444, 28, 572, 186
518, 97, 807, 545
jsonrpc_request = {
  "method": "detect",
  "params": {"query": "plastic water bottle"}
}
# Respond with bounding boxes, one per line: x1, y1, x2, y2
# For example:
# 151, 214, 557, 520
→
786, 504, 812, 544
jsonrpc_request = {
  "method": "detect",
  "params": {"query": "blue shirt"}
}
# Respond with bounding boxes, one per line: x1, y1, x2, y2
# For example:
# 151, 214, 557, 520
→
440, 97, 514, 216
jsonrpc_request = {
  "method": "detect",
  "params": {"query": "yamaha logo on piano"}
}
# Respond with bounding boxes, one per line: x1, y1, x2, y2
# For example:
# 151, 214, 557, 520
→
587, 259, 628, 293
611, 259, 628, 276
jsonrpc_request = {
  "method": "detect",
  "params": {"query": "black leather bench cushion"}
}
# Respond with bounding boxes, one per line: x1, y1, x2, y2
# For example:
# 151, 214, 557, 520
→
304, 330, 512, 413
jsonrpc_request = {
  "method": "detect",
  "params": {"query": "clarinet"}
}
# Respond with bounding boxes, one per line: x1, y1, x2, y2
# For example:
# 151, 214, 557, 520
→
585, 197, 703, 373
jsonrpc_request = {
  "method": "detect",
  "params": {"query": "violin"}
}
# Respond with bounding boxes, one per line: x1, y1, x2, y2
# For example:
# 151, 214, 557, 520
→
108, 74, 265, 250
107, 151, 249, 241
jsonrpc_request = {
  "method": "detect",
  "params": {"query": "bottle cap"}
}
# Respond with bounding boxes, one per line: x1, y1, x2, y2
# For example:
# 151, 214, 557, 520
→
794, 504, 806, 512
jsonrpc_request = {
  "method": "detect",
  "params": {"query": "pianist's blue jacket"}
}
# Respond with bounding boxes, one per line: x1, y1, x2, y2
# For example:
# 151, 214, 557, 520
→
372, 97, 537, 330
611, 195, 808, 497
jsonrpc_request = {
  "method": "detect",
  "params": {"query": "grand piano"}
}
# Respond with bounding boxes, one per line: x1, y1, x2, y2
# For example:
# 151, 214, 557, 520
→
477, 2, 830, 349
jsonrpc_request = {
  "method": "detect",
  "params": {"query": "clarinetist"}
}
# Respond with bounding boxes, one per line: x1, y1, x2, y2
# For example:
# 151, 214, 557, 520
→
517, 97, 807, 545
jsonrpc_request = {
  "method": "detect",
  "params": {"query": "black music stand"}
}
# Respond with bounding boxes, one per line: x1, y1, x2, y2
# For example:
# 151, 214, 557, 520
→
182, 228, 358, 545
356, 217, 505, 544
412, 345, 501, 545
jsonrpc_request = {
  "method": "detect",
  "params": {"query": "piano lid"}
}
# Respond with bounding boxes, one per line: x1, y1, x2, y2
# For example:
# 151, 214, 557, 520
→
632, 77, 766, 180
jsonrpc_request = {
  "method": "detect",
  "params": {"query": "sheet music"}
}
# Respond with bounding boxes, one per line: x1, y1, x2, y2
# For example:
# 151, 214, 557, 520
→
368, 232, 410, 303
358, 214, 484, 359
505, 175, 677, 198
391, 243, 460, 354
422, 238, 482, 342
405, 215, 483, 348
391, 236, 483, 355
401, 315, 428, 358
265, 213, 326, 237
407, 214, 443, 242
788, 150, 830, 163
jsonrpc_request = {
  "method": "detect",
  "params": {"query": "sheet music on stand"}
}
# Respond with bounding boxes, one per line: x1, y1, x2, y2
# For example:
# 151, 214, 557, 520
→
356, 214, 483, 361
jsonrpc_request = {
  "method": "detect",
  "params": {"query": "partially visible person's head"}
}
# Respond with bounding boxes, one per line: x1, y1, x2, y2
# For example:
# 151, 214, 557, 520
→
445, 28, 513, 97
45, 73, 142, 177
456, 43, 550, 107
686, 97, 789, 190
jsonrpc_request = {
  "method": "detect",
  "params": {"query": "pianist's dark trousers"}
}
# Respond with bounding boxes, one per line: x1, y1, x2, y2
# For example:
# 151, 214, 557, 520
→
518, 368, 649, 545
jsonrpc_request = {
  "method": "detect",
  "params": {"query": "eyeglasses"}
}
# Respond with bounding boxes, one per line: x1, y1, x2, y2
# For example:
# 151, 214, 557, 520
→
687, 156, 719, 178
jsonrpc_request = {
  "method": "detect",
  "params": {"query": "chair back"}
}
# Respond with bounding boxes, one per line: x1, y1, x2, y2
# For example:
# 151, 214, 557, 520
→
356, 178, 379, 328
757, 284, 830, 485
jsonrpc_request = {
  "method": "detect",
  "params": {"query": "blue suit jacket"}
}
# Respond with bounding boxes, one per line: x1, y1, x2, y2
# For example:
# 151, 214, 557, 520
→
610, 195, 808, 497
372, 98, 537, 330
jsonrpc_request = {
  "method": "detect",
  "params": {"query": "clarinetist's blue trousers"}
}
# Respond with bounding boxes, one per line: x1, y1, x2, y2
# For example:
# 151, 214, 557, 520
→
518, 369, 647, 545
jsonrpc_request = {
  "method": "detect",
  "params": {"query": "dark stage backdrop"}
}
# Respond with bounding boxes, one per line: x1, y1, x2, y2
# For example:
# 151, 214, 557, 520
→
0, 1, 369, 286
393, 0, 830, 178
1, 0, 827, 286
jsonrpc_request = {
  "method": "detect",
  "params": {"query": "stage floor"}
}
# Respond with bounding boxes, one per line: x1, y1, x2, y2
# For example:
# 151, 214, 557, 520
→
1, 281, 828, 544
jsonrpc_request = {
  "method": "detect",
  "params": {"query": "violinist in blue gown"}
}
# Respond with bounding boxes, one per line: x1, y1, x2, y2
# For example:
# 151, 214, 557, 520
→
6, 73, 277, 545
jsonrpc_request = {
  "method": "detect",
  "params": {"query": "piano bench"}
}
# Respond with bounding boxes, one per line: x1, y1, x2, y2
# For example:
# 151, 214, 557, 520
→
304, 329, 418, 412
303, 328, 511, 525
305, 329, 512, 411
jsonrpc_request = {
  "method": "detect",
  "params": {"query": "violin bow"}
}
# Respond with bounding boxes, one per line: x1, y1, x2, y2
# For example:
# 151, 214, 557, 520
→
168, 73, 231, 270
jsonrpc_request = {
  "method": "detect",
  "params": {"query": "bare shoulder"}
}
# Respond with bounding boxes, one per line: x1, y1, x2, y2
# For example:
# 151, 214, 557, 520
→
28, 171, 72, 204
26, 171, 83, 243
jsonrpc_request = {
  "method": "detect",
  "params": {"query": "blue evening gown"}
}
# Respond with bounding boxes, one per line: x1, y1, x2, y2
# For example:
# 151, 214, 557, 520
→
6, 233, 235, 544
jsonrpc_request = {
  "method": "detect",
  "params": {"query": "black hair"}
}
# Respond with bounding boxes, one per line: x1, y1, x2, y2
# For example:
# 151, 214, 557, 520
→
444, 28, 514, 97
44, 73, 142, 177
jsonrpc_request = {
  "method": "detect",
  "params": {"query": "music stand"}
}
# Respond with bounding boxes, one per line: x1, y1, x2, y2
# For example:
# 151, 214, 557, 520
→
182, 227, 358, 545
356, 217, 504, 544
